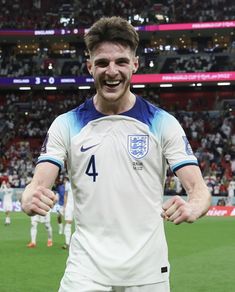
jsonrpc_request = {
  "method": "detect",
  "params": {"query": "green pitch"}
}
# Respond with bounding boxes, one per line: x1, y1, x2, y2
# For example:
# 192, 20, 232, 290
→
0, 213, 234, 292
0, 212, 68, 292
166, 216, 235, 292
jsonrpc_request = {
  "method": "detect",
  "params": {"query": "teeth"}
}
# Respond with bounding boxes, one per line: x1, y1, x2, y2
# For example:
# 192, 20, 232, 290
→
105, 80, 120, 85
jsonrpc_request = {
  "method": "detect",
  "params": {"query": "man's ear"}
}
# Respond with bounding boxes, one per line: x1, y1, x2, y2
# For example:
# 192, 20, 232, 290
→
132, 56, 139, 74
86, 59, 93, 76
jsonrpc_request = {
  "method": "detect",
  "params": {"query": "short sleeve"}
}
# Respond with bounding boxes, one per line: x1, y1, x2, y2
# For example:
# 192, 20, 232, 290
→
151, 110, 198, 173
37, 114, 69, 170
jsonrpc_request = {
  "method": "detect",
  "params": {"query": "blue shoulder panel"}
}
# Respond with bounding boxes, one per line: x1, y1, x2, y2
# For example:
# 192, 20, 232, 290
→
72, 98, 104, 128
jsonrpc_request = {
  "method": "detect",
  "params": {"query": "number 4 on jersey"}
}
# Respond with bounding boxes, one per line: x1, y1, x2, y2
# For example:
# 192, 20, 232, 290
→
85, 155, 98, 182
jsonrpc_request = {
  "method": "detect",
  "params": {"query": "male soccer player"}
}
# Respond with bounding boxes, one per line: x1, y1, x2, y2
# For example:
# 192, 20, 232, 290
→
21, 16, 211, 292
1, 181, 13, 225
55, 176, 65, 234
62, 177, 74, 250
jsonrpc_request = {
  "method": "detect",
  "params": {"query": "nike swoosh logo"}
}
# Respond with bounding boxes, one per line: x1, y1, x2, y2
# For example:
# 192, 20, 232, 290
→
80, 144, 99, 152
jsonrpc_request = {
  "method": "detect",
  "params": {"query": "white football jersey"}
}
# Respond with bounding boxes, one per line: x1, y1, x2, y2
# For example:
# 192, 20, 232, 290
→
2, 187, 13, 211
38, 96, 198, 285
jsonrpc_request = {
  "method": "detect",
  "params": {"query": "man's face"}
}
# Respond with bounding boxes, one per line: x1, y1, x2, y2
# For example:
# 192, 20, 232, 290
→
87, 42, 139, 104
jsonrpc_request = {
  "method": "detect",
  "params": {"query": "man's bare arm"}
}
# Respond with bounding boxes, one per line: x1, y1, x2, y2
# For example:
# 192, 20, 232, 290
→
162, 165, 211, 224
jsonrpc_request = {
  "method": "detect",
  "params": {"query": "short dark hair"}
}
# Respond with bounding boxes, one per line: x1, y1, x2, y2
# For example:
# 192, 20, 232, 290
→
84, 16, 139, 54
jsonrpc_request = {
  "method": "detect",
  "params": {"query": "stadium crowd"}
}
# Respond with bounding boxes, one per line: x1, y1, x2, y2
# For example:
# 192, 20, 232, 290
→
0, 0, 234, 204
0, 40, 234, 78
0, 90, 234, 201
0, 0, 234, 29
0, 0, 234, 77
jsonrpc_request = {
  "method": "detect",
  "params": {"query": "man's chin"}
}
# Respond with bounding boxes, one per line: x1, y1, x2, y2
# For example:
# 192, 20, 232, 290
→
100, 92, 123, 103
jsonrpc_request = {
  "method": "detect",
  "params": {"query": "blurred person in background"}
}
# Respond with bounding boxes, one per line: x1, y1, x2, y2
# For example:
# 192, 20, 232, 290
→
55, 175, 65, 235
62, 176, 74, 250
1, 181, 13, 225
227, 177, 235, 206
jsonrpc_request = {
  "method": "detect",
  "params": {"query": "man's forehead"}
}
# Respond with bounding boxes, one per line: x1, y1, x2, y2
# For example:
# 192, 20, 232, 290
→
89, 41, 134, 59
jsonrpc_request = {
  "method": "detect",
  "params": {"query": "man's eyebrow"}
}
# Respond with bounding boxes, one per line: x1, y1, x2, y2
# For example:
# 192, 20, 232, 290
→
116, 57, 130, 63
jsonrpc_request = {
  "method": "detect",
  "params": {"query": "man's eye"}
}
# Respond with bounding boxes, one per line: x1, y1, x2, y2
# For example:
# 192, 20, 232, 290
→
95, 61, 108, 67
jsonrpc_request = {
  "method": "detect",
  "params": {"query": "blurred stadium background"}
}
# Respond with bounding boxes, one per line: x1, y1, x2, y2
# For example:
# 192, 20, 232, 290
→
0, 1, 234, 291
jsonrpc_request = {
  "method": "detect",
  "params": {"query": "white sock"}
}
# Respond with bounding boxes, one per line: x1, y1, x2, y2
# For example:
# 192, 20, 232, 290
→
31, 222, 38, 244
59, 223, 63, 234
64, 223, 72, 245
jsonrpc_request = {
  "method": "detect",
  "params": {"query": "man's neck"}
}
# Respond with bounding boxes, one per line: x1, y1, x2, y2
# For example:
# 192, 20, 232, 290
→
93, 93, 136, 115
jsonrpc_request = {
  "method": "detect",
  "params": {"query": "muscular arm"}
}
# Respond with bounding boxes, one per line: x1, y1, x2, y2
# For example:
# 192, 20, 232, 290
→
162, 165, 211, 224
21, 162, 59, 216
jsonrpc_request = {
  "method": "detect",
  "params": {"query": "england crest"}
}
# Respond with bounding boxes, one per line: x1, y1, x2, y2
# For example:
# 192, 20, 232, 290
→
128, 135, 149, 159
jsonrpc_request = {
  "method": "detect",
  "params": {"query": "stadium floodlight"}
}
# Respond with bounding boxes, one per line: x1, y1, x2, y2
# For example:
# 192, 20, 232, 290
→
160, 84, 173, 87
78, 86, 91, 89
217, 82, 231, 86
19, 87, 31, 90
44, 86, 57, 90
132, 84, 145, 88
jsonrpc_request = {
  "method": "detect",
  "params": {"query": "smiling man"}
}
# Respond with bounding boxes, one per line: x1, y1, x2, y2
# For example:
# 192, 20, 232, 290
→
21, 16, 211, 292
87, 41, 138, 114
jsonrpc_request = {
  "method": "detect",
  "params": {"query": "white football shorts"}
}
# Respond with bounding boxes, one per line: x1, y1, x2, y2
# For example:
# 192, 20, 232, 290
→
31, 212, 51, 224
55, 204, 64, 216
3, 199, 13, 212
58, 273, 170, 292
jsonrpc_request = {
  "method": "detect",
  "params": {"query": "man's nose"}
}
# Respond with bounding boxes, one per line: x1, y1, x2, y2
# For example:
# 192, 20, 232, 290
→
106, 63, 118, 76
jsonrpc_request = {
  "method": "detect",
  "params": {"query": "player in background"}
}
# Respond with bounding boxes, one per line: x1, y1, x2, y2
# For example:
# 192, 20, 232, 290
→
62, 177, 74, 250
55, 176, 65, 235
1, 181, 14, 225
227, 177, 235, 205
21, 16, 211, 292
27, 211, 53, 248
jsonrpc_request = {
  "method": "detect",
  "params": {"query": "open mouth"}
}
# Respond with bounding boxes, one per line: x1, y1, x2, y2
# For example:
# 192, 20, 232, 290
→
104, 80, 121, 88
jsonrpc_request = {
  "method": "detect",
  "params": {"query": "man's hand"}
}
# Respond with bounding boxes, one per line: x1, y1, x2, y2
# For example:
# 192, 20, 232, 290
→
22, 185, 57, 216
21, 162, 59, 216
162, 166, 211, 225
161, 195, 199, 225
